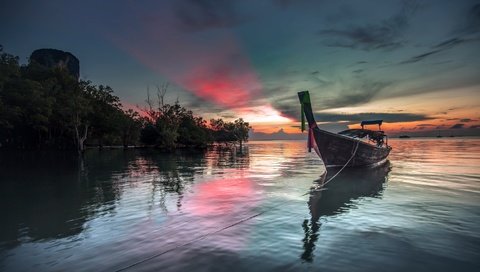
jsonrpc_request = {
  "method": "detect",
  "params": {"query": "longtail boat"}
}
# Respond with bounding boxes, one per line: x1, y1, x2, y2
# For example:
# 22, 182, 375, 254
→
298, 91, 391, 168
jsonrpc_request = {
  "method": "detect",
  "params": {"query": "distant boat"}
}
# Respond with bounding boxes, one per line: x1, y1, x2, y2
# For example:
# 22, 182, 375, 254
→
399, 135, 410, 138
298, 91, 391, 168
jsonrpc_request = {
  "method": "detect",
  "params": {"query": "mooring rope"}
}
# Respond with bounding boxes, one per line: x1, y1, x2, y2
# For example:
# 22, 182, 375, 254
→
320, 140, 360, 188
114, 211, 267, 272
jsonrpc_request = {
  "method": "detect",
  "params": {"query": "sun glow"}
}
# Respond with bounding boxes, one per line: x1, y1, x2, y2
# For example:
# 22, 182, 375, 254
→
240, 105, 292, 124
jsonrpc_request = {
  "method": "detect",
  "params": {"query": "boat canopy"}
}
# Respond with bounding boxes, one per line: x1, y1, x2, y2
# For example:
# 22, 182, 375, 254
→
361, 120, 383, 130
361, 120, 383, 126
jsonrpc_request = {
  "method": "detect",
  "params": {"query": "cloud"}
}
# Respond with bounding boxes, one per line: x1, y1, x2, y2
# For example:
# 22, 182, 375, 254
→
416, 123, 435, 130
173, 0, 243, 31
458, 3, 480, 35
322, 80, 391, 109
112, 2, 263, 111
400, 2, 480, 64
400, 50, 442, 64
269, 79, 391, 120
400, 38, 470, 64
460, 118, 475, 122
450, 123, 465, 129
313, 112, 432, 123
470, 125, 480, 129
318, 0, 419, 51
271, 0, 319, 9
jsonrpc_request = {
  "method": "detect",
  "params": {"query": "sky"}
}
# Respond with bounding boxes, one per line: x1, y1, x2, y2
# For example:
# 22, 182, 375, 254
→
1, 0, 479, 137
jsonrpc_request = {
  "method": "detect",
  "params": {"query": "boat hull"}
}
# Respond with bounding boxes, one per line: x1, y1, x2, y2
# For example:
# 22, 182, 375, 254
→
312, 127, 391, 167
298, 91, 391, 168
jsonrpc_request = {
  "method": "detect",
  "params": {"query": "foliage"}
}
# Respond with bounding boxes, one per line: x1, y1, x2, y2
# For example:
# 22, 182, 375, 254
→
0, 48, 141, 151
0, 48, 251, 152
139, 86, 250, 149
209, 117, 250, 147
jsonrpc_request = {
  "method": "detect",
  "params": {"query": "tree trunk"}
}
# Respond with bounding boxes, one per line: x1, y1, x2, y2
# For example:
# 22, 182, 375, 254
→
75, 124, 88, 154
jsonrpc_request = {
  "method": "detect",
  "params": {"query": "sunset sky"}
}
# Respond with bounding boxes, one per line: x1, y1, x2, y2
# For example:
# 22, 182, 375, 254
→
2, 0, 479, 137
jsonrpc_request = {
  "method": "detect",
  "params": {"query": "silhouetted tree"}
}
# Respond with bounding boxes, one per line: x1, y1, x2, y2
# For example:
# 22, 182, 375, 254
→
233, 118, 250, 149
0, 48, 143, 152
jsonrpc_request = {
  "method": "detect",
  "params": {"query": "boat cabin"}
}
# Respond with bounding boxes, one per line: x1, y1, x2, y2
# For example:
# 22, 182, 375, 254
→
338, 120, 388, 147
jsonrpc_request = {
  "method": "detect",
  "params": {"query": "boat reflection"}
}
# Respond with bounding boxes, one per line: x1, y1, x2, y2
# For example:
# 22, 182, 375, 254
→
301, 162, 391, 262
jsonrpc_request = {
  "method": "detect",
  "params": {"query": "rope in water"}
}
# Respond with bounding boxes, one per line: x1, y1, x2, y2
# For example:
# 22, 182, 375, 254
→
114, 211, 267, 272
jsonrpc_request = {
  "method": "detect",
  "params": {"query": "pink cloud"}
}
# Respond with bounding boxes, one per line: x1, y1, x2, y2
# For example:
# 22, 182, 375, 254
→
109, 2, 262, 110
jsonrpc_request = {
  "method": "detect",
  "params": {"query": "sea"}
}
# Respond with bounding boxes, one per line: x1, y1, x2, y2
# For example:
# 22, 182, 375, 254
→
0, 138, 479, 271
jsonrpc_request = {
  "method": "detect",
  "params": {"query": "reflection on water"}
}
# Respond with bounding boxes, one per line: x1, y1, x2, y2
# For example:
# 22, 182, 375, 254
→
302, 162, 390, 262
0, 139, 479, 271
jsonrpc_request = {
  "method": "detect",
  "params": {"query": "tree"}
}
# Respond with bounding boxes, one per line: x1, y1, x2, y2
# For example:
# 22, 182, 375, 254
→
70, 80, 92, 154
208, 118, 250, 148
85, 84, 123, 147
139, 84, 216, 149
0, 48, 144, 152
119, 109, 142, 148
233, 118, 250, 149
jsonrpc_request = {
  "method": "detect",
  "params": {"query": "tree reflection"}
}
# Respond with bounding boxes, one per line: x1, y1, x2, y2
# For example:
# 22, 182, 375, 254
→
0, 145, 250, 250
301, 162, 391, 262
0, 150, 136, 249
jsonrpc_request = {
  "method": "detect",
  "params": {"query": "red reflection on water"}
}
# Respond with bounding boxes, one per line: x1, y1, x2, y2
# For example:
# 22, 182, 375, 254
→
184, 177, 256, 217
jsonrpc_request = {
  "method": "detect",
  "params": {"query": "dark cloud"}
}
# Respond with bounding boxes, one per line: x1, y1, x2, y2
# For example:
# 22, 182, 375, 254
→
352, 69, 364, 74
450, 123, 465, 129
433, 38, 467, 50
311, 70, 320, 75
270, 79, 391, 120
220, 113, 236, 119
470, 125, 480, 129
271, 0, 318, 9
318, 0, 419, 51
173, 0, 243, 31
460, 118, 474, 122
313, 112, 432, 123
270, 94, 299, 117
400, 38, 469, 64
400, 50, 442, 64
459, 3, 480, 35
416, 123, 435, 130
322, 80, 391, 109
400, 2, 480, 65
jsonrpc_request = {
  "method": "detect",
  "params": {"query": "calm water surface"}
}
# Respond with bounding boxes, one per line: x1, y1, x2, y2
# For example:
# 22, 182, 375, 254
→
0, 139, 479, 271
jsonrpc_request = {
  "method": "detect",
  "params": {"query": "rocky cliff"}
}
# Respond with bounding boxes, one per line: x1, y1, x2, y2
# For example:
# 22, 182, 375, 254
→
30, 49, 80, 80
